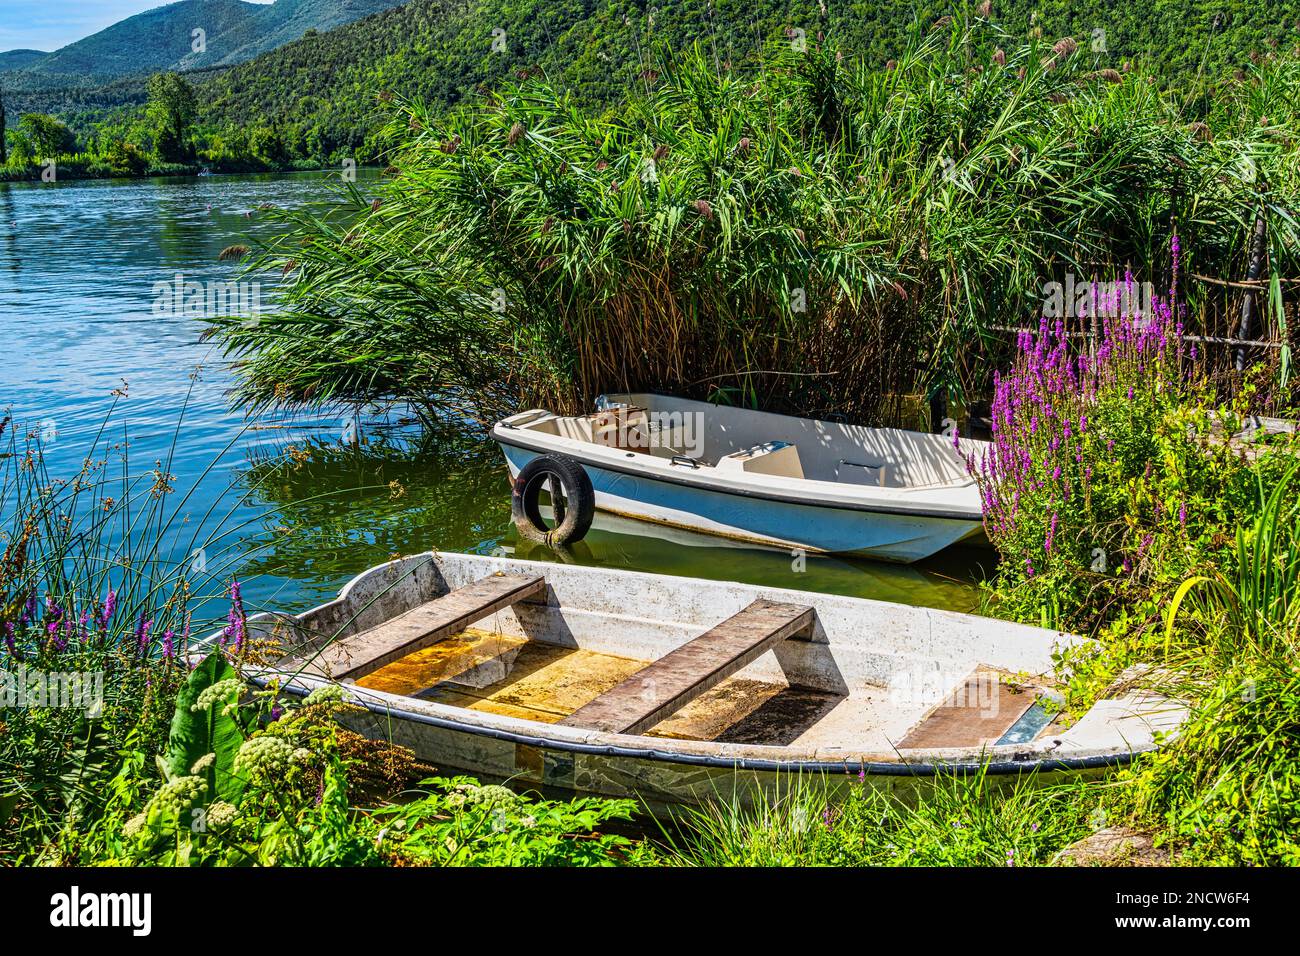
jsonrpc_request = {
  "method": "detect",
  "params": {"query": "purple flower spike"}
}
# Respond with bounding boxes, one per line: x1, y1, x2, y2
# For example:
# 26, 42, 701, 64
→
135, 615, 153, 655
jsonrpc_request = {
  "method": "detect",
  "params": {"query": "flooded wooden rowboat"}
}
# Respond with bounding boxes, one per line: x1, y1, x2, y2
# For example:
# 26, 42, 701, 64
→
239, 552, 1185, 806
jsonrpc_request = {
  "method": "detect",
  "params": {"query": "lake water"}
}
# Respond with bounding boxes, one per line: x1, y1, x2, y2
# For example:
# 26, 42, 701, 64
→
0, 171, 986, 628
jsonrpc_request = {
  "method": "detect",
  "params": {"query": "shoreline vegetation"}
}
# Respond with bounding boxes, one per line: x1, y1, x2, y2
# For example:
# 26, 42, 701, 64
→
0, 157, 352, 183
209, 24, 1297, 428
4, 2, 1298, 182
5, 15, 1300, 868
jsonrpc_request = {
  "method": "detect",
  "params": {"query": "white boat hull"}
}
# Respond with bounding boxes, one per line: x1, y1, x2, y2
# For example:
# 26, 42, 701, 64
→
493, 394, 991, 563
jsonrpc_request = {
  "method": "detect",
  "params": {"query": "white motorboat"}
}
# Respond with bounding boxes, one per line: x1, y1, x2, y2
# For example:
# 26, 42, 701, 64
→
493, 393, 987, 563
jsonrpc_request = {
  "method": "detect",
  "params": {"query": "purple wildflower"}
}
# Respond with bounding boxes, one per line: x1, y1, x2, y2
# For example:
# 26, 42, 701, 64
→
18, 591, 36, 626
223, 579, 247, 653
135, 615, 153, 655
101, 588, 117, 629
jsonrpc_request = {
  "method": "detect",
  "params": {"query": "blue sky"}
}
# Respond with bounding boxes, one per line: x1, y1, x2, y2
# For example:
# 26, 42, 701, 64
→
0, 1, 272, 53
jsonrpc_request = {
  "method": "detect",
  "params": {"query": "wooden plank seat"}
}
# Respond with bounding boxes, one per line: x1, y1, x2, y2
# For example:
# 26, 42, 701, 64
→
295, 573, 546, 682
896, 670, 1039, 749
559, 599, 816, 735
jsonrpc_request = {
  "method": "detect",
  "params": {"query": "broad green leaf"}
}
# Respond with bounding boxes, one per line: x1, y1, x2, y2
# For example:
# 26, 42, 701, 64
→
164, 651, 246, 804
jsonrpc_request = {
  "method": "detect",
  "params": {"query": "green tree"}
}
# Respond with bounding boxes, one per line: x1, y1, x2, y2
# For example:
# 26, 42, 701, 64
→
145, 72, 197, 163
248, 125, 288, 165
0, 82, 7, 165
104, 139, 150, 177
17, 113, 75, 160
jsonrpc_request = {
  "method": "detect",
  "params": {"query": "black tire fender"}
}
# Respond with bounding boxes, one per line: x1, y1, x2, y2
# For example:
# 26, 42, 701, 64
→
511, 454, 595, 546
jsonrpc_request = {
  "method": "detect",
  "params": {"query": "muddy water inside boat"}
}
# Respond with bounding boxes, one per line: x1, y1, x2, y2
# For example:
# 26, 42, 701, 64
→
355, 626, 844, 745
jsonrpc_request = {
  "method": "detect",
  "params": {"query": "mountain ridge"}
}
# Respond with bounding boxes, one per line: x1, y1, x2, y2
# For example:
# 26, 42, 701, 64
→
0, 0, 408, 90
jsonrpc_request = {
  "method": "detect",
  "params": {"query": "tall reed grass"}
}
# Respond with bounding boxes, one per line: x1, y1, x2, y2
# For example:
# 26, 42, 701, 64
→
206, 22, 1300, 427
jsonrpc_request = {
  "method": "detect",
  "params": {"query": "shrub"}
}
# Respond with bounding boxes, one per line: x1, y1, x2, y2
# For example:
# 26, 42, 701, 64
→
1111, 647, 1300, 866
372, 777, 644, 866
972, 252, 1298, 637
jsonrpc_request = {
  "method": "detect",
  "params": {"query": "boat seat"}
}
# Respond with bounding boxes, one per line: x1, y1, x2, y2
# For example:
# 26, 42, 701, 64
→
291, 573, 546, 682
716, 441, 804, 479
589, 405, 653, 451
835, 458, 890, 487
896, 669, 1043, 748
559, 599, 815, 735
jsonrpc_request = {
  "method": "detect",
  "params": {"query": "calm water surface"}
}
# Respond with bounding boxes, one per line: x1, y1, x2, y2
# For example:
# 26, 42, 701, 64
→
0, 171, 986, 626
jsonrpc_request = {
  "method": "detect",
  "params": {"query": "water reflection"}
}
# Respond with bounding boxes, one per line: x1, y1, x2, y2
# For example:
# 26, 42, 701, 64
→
235, 423, 987, 615
511, 510, 988, 612
231, 424, 511, 611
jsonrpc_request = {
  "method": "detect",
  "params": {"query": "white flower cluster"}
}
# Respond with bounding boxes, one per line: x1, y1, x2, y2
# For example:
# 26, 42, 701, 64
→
127, 774, 209, 837
233, 735, 295, 784
303, 684, 346, 707
192, 678, 244, 714
446, 782, 518, 809
206, 800, 239, 831
189, 753, 216, 775
151, 774, 209, 815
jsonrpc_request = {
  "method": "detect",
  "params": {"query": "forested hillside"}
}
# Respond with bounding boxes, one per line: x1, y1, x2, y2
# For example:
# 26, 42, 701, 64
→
3, 0, 1298, 173
0, 51, 49, 72
6, 0, 260, 88
0, 0, 407, 94
175, 0, 409, 69
193, 0, 1300, 163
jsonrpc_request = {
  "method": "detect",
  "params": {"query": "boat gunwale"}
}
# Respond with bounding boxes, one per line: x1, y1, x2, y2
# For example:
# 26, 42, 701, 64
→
494, 427, 984, 522
247, 668, 1144, 777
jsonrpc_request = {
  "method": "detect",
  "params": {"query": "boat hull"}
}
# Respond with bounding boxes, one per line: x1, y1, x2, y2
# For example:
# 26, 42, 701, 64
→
239, 553, 1182, 808
498, 440, 984, 563
334, 696, 1104, 810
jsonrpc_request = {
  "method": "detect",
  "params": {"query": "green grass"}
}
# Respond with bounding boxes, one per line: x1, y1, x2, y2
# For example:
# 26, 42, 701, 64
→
655, 767, 1100, 866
